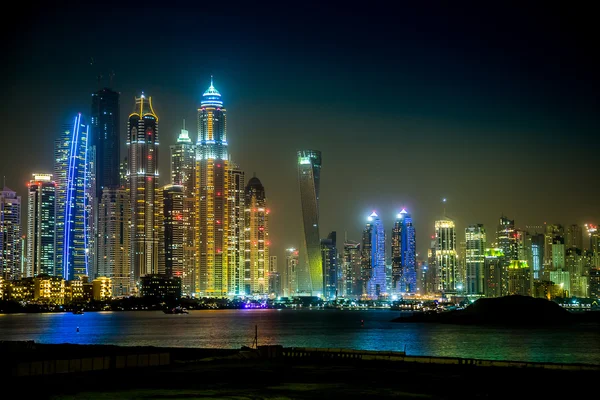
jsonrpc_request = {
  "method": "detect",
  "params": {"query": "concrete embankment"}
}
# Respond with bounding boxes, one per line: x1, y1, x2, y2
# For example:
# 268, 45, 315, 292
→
3, 341, 598, 377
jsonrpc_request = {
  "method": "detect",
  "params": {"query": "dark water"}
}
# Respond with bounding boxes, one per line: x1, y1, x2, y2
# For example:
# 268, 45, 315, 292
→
1, 309, 599, 364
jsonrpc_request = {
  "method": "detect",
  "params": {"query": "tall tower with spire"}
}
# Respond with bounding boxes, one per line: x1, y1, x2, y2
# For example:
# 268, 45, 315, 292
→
196, 77, 231, 296
127, 93, 159, 283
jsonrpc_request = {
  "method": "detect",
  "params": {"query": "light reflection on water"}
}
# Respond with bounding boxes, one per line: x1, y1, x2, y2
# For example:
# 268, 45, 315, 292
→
1, 309, 598, 364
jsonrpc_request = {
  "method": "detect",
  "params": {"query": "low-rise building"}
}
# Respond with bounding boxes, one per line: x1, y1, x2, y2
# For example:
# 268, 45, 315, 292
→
8, 278, 35, 301
34, 275, 65, 304
92, 277, 112, 301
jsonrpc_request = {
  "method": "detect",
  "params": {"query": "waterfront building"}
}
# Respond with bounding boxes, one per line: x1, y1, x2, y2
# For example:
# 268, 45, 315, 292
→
321, 231, 337, 299
531, 233, 544, 280
244, 176, 269, 295
54, 114, 93, 280
465, 224, 486, 295
392, 209, 417, 295
140, 274, 181, 299
361, 212, 386, 298
26, 174, 56, 278
507, 260, 531, 296
297, 149, 322, 296
484, 248, 505, 298
566, 224, 583, 250
65, 278, 84, 303
533, 280, 562, 300
91, 87, 120, 197
128, 94, 160, 282
343, 240, 361, 297
97, 188, 130, 296
285, 248, 299, 296
33, 275, 65, 304
92, 276, 112, 301
228, 166, 245, 296
7, 277, 35, 301
163, 185, 185, 280
497, 216, 518, 262
435, 217, 458, 294
458, 240, 466, 292
196, 78, 231, 296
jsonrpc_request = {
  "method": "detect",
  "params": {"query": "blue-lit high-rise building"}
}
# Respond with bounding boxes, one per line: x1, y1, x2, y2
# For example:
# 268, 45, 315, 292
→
531, 233, 544, 280
361, 211, 386, 298
398, 209, 417, 294
321, 231, 337, 299
297, 150, 322, 296
54, 114, 92, 280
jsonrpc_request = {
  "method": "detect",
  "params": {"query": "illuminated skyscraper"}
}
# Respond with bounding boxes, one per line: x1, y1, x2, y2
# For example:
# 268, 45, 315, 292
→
163, 184, 184, 281
170, 121, 196, 194
566, 224, 583, 250
54, 114, 92, 280
362, 212, 386, 298
391, 215, 402, 293
297, 149, 322, 296
97, 188, 130, 296
399, 209, 417, 294
268, 256, 281, 296
497, 216, 518, 262
170, 122, 197, 296
227, 165, 245, 295
0, 187, 21, 280
91, 88, 120, 197
321, 231, 337, 299
127, 94, 159, 282
585, 224, 599, 253
343, 240, 361, 297
507, 260, 531, 296
435, 218, 458, 294
26, 174, 56, 277
465, 224, 486, 295
544, 223, 563, 273
196, 77, 230, 296
285, 248, 299, 296
531, 233, 544, 280
244, 176, 268, 295
484, 248, 504, 297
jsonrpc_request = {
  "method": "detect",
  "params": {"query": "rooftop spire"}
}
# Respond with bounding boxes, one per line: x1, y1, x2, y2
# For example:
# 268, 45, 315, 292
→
210, 75, 214, 88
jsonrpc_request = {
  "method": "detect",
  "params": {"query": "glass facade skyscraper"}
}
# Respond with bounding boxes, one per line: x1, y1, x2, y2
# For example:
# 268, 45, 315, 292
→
26, 174, 56, 277
343, 240, 361, 297
54, 114, 92, 280
0, 187, 21, 280
91, 88, 120, 197
399, 209, 417, 294
297, 150, 322, 296
465, 224, 486, 295
362, 212, 386, 298
321, 231, 337, 299
127, 95, 160, 282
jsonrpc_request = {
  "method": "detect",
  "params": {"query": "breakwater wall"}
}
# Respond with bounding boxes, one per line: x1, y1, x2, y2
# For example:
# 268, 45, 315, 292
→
4, 342, 599, 377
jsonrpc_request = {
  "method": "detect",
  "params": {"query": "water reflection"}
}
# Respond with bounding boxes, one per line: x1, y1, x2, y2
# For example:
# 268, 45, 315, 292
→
0, 309, 598, 364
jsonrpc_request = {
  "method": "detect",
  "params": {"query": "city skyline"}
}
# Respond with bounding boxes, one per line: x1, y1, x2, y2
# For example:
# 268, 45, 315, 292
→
3, 5, 599, 264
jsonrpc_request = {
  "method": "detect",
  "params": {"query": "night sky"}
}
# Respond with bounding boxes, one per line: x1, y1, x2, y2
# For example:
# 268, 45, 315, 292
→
3, 4, 599, 261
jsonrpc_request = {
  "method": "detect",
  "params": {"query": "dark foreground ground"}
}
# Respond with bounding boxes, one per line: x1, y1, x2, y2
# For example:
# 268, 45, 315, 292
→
12, 355, 596, 399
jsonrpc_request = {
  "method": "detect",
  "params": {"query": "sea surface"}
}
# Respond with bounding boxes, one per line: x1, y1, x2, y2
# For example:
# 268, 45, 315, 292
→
1, 309, 599, 364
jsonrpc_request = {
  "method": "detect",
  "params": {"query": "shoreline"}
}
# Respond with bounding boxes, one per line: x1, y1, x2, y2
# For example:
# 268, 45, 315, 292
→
5, 342, 599, 399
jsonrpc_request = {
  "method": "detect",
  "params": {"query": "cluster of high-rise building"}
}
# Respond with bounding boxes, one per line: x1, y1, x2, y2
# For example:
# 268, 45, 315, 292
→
0, 77, 276, 299
2, 78, 599, 303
